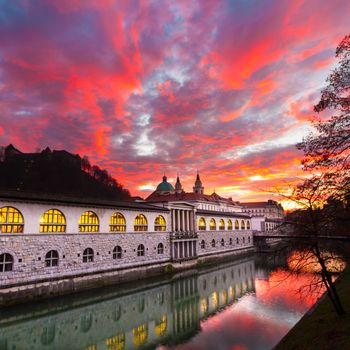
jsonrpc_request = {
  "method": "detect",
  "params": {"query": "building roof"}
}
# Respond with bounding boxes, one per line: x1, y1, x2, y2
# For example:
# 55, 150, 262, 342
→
0, 190, 168, 212
146, 190, 237, 205
156, 175, 175, 192
240, 200, 281, 208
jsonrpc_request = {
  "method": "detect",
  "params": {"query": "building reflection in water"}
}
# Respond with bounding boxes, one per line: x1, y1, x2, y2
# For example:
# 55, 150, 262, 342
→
0, 257, 255, 350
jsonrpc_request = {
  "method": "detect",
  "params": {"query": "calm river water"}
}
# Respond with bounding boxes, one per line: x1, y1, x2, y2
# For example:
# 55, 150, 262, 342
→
0, 253, 325, 350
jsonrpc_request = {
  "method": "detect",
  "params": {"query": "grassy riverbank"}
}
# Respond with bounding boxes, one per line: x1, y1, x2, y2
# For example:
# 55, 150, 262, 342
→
275, 268, 350, 350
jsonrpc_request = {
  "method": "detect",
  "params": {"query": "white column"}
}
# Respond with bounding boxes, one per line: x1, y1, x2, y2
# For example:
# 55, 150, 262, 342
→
177, 210, 180, 231
172, 209, 175, 232
185, 211, 188, 231
181, 210, 185, 231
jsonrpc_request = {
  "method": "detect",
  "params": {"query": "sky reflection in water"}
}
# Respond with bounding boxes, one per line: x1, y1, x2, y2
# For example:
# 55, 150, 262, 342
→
160, 269, 324, 350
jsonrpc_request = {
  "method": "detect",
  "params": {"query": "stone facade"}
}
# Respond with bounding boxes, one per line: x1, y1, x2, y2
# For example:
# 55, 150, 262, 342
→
0, 196, 254, 300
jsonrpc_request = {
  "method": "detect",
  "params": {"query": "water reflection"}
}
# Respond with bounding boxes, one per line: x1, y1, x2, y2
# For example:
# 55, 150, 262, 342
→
0, 255, 325, 350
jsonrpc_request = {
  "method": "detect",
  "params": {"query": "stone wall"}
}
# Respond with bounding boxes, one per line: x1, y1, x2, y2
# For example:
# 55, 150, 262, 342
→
0, 232, 170, 287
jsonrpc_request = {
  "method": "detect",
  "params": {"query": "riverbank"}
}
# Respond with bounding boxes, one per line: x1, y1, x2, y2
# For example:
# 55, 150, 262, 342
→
275, 267, 350, 350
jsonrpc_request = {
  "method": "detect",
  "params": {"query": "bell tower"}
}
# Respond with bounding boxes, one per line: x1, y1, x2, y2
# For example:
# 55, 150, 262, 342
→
193, 172, 204, 194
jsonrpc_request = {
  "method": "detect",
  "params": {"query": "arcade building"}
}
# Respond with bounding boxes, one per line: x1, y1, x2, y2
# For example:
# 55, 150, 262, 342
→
0, 173, 262, 303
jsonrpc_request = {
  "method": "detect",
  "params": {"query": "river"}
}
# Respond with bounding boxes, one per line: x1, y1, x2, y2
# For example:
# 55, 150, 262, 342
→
0, 253, 327, 350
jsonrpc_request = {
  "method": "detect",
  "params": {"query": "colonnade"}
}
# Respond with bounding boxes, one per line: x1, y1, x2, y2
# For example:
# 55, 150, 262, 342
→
172, 240, 197, 260
171, 209, 195, 232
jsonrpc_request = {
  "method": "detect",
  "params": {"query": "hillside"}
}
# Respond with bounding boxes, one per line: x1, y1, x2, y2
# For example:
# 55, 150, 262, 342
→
0, 145, 131, 201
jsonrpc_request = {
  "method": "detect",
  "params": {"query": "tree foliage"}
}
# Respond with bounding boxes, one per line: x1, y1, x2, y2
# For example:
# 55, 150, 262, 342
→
297, 34, 350, 202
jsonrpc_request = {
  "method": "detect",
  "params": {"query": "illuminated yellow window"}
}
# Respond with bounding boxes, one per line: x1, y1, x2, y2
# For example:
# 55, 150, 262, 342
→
154, 215, 166, 231
221, 290, 228, 305
227, 219, 233, 230
155, 315, 167, 337
211, 292, 218, 309
133, 324, 148, 347
110, 212, 126, 232
241, 220, 245, 230
79, 211, 99, 232
106, 334, 125, 350
234, 219, 239, 230
209, 218, 216, 230
219, 219, 225, 230
228, 286, 235, 300
200, 298, 208, 314
0, 206, 24, 233
246, 221, 251, 229
198, 217, 206, 230
83, 346, 96, 350
40, 209, 66, 233
134, 214, 148, 232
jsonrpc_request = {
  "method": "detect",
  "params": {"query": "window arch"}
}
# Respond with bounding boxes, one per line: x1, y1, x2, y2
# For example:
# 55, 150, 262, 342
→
234, 219, 239, 230
243, 237, 245, 244
113, 246, 122, 259
154, 215, 166, 231
133, 324, 148, 347
40, 209, 66, 233
236, 237, 239, 244
227, 219, 233, 230
219, 219, 225, 230
134, 214, 148, 232
209, 218, 216, 230
246, 220, 251, 230
155, 315, 167, 337
157, 243, 164, 254
241, 220, 246, 230
137, 244, 145, 256
110, 212, 126, 232
211, 239, 216, 247
0, 253, 13, 272
45, 250, 59, 267
200, 240, 205, 249
221, 238, 225, 247
83, 248, 94, 263
0, 206, 24, 233
229, 237, 233, 245
79, 211, 99, 232
198, 217, 206, 230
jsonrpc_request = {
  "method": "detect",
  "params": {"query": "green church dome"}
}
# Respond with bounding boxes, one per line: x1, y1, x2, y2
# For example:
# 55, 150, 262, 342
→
156, 176, 174, 192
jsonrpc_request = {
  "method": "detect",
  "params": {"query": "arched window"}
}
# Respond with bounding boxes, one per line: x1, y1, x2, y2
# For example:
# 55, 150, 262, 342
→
113, 246, 122, 259
137, 244, 145, 256
229, 237, 233, 245
209, 219, 216, 230
45, 250, 59, 267
227, 219, 233, 230
40, 209, 66, 233
154, 215, 166, 231
221, 238, 225, 247
157, 243, 164, 254
106, 334, 125, 350
0, 253, 13, 272
236, 237, 239, 244
243, 237, 245, 244
248, 236, 251, 243
134, 214, 148, 232
0, 206, 24, 233
79, 211, 99, 232
109, 212, 126, 232
241, 220, 246, 230
219, 219, 225, 230
198, 217, 206, 230
234, 219, 239, 230
41, 324, 56, 346
200, 240, 205, 249
155, 315, 167, 337
246, 221, 251, 230
83, 248, 94, 263
133, 324, 148, 347
211, 239, 216, 247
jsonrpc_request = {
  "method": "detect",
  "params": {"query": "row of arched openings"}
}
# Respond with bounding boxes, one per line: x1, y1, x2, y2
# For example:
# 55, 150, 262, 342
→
200, 236, 251, 249
0, 206, 167, 233
0, 243, 166, 272
198, 218, 250, 231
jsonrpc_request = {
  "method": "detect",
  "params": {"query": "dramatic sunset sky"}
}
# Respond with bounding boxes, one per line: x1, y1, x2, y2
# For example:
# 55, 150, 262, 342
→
1, 0, 349, 204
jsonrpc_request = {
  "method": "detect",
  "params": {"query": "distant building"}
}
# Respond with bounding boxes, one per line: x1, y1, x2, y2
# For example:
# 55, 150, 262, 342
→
240, 200, 284, 231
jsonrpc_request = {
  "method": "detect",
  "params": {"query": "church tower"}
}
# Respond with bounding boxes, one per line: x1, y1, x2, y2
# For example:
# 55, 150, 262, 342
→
193, 172, 204, 194
175, 174, 183, 194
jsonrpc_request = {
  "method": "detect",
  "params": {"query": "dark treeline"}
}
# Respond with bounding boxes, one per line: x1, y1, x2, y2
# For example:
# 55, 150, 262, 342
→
0, 144, 131, 201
